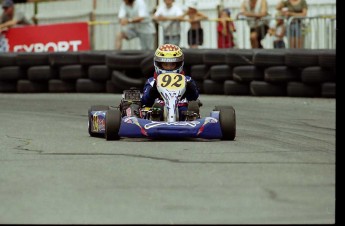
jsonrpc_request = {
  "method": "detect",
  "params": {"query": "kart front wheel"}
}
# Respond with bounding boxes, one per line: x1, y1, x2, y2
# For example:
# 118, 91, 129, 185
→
105, 109, 121, 140
219, 107, 236, 141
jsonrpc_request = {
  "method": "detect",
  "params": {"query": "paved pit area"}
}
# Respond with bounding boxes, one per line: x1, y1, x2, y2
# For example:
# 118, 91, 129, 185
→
0, 94, 335, 224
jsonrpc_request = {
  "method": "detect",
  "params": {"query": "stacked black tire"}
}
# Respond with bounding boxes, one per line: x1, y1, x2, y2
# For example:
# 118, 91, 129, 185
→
197, 48, 336, 98
0, 48, 335, 98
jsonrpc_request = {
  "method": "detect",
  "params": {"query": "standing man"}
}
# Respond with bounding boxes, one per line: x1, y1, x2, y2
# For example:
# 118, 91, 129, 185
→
115, 0, 156, 50
0, 0, 31, 52
238, 0, 268, 48
0, 0, 31, 31
153, 0, 183, 46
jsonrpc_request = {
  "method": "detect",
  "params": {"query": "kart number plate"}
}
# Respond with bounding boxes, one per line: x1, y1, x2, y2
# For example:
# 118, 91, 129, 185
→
157, 73, 186, 90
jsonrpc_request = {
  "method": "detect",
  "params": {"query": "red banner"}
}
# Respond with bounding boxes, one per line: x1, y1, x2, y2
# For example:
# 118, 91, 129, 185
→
2, 22, 90, 52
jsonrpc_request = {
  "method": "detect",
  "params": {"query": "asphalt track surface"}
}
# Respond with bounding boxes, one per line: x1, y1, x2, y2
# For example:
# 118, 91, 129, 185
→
0, 94, 335, 224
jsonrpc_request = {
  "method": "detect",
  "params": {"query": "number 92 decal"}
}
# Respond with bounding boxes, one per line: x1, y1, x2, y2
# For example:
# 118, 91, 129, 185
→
157, 73, 186, 90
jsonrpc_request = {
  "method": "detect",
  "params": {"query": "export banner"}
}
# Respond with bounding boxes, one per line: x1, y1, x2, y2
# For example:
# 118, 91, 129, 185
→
0, 22, 90, 52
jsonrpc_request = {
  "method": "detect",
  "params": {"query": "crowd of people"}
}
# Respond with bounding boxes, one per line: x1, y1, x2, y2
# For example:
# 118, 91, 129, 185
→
0, 0, 309, 51
115, 0, 308, 50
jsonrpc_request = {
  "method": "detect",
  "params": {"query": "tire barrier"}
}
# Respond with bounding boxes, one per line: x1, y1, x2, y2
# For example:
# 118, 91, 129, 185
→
0, 49, 335, 98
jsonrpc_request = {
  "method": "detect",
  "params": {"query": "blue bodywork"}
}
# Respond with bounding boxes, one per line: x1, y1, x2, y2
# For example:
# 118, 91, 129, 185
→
89, 110, 223, 139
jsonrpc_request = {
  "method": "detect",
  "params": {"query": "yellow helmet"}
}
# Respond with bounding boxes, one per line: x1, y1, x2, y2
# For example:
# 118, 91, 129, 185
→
154, 44, 184, 75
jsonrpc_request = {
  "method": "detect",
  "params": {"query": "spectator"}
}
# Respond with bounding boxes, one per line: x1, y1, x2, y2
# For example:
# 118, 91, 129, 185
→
0, 0, 31, 31
115, 0, 156, 50
238, 0, 269, 48
266, 12, 286, 48
178, 0, 208, 49
153, 0, 183, 46
0, 0, 31, 52
217, 8, 236, 48
276, 0, 308, 48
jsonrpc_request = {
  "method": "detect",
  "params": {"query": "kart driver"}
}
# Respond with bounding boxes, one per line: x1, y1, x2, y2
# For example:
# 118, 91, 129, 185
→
141, 43, 200, 120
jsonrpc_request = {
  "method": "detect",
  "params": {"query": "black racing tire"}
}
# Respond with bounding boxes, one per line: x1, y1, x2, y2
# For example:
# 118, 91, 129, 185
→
264, 66, 300, 84
17, 80, 48, 93
218, 107, 236, 141
250, 81, 287, 96
60, 65, 87, 80
28, 66, 58, 81
210, 65, 233, 82
318, 50, 336, 68
285, 49, 320, 68
88, 105, 110, 137
105, 109, 121, 140
253, 49, 286, 67
124, 68, 144, 79
0, 81, 17, 92
0, 66, 26, 81
202, 79, 224, 95
79, 50, 113, 66
233, 65, 264, 83
223, 80, 250, 95
111, 70, 145, 90
49, 79, 75, 93
76, 78, 105, 93
106, 80, 122, 93
106, 51, 151, 70
88, 65, 111, 81
0, 53, 17, 67
191, 64, 210, 81
49, 52, 80, 67
203, 49, 227, 66
16, 53, 50, 67
321, 82, 335, 98
301, 66, 335, 84
183, 48, 206, 65
225, 49, 255, 66
287, 81, 321, 97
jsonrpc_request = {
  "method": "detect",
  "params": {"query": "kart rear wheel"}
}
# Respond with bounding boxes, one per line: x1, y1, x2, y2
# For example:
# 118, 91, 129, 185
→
219, 107, 236, 141
105, 109, 121, 140
88, 105, 109, 137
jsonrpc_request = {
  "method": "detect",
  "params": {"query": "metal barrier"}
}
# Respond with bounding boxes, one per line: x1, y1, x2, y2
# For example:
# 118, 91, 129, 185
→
93, 15, 334, 50
1, 1, 337, 51
285, 15, 336, 49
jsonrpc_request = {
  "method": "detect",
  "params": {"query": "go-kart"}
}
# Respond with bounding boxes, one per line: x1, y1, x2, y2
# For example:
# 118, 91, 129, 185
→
88, 73, 236, 140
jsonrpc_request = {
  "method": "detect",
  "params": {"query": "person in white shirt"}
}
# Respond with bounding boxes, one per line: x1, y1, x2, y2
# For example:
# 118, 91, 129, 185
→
238, 0, 268, 48
153, 0, 183, 46
0, 0, 31, 31
115, 0, 156, 50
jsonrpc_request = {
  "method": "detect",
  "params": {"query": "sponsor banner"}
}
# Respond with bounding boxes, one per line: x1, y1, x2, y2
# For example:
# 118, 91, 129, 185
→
1, 22, 90, 52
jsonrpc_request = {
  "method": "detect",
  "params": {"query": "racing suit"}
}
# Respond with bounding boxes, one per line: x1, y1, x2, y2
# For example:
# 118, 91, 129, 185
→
141, 72, 199, 120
